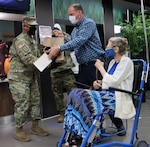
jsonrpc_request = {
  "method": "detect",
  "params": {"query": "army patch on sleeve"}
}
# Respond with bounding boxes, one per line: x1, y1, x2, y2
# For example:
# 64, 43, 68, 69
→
18, 42, 25, 49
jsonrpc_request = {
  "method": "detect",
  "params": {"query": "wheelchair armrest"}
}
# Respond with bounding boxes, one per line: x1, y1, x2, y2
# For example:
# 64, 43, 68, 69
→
74, 82, 141, 96
108, 87, 140, 96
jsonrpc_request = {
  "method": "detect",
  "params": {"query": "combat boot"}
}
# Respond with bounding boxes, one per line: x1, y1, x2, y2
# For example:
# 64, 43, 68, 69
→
14, 127, 31, 142
30, 120, 49, 136
57, 113, 64, 123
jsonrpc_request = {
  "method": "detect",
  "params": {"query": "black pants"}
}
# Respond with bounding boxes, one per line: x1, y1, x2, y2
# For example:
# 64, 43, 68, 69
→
109, 113, 123, 129
76, 61, 107, 88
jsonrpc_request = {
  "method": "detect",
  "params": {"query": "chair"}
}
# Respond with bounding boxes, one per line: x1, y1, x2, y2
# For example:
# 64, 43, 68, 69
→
57, 59, 148, 147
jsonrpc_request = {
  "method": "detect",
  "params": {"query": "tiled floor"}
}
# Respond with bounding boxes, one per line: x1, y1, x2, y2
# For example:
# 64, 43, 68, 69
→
0, 91, 150, 147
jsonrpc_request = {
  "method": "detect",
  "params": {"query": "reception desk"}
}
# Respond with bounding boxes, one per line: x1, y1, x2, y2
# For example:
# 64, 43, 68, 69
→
0, 69, 58, 125
0, 80, 14, 125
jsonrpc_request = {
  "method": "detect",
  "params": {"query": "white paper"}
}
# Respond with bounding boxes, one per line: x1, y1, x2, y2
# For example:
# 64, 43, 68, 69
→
39, 25, 52, 44
34, 53, 52, 72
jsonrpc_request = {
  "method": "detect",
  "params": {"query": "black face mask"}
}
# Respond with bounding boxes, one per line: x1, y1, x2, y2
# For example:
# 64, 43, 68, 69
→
29, 25, 36, 36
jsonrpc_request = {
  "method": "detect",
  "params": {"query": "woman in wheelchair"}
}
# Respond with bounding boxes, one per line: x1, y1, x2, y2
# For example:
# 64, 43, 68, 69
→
64, 37, 136, 147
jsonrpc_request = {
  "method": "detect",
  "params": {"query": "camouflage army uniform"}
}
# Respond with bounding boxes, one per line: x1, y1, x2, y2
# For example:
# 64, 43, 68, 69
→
7, 32, 41, 128
51, 32, 76, 115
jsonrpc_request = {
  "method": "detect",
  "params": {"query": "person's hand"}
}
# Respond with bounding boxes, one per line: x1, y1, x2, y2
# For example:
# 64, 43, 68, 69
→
42, 46, 50, 54
48, 47, 60, 59
93, 80, 102, 90
44, 49, 50, 54
53, 30, 64, 37
95, 59, 104, 69
95, 59, 106, 77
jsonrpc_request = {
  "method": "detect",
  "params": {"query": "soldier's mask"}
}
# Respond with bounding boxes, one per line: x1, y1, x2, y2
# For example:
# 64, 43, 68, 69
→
29, 25, 37, 36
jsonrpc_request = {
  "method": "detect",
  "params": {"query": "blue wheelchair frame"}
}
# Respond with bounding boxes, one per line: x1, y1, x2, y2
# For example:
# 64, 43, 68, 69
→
58, 59, 148, 147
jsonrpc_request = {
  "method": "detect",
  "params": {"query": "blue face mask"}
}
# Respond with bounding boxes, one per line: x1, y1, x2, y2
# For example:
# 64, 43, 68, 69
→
105, 48, 115, 59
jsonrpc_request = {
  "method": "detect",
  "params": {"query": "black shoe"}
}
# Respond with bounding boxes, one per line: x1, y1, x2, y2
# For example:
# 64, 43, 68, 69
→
117, 125, 126, 136
68, 134, 82, 146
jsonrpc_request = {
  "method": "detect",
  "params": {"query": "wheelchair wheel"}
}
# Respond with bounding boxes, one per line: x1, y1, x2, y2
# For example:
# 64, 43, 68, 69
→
134, 139, 148, 147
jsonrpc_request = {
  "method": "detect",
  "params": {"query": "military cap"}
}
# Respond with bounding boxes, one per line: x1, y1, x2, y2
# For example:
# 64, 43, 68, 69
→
22, 16, 38, 25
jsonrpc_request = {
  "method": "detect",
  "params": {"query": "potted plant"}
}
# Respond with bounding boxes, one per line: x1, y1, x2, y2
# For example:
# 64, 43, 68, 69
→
120, 11, 150, 59
120, 11, 150, 100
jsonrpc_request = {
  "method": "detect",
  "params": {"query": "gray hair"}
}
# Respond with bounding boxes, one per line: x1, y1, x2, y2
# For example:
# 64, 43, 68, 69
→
109, 37, 128, 55
69, 3, 84, 13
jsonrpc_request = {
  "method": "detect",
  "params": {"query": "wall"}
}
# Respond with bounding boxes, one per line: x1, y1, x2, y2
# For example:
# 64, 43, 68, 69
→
0, 20, 14, 42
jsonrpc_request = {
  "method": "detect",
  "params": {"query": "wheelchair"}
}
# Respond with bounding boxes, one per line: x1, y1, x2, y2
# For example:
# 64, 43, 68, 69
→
57, 59, 148, 147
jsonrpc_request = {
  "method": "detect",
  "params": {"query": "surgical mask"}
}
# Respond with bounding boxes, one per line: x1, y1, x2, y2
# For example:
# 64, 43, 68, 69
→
29, 25, 36, 36
69, 16, 78, 24
105, 48, 115, 59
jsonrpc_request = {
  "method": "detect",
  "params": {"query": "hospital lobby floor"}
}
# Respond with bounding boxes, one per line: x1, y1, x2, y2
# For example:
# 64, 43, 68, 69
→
0, 91, 150, 147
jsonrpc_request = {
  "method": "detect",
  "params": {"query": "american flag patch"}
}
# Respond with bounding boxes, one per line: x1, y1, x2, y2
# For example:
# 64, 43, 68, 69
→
18, 43, 25, 49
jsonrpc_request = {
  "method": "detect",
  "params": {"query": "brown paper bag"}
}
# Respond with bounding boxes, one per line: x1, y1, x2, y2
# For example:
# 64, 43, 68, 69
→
43, 37, 65, 63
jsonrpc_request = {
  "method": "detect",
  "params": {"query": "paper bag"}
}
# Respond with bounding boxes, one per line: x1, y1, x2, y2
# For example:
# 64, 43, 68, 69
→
43, 37, 65, 63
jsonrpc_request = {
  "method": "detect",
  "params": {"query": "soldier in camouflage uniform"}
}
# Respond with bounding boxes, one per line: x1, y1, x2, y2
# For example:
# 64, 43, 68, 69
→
50, 24, 76, 123
51, 52, 76, 123
7, 16, 49, 142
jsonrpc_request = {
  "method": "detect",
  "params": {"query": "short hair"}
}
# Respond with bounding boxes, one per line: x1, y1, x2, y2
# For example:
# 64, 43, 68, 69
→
109, 37, 128, 55
70, 3, 84, 13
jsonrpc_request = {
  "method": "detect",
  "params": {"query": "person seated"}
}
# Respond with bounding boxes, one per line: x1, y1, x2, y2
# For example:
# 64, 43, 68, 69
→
63, 37, 136, 147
